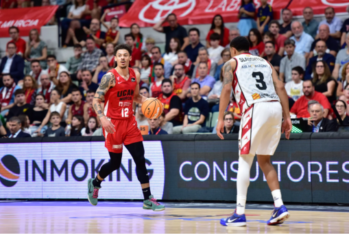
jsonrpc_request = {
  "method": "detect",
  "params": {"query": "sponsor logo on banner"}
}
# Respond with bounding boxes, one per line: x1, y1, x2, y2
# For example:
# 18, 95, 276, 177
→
0, 142, 165, 199
252, 93, 261, 100
321, 0, 349, 6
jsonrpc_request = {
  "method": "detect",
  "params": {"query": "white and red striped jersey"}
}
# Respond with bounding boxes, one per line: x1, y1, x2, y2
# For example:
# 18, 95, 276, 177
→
232, 53, 279, 114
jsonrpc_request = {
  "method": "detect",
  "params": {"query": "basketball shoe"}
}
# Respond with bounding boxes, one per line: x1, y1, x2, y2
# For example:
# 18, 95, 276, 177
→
220, 211, 247, 227
267, 205, 290, 225
143, 195, 165, 211
87, 178, 100, 206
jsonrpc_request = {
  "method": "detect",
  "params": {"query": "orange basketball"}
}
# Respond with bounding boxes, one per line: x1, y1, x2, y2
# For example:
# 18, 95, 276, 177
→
141, 98, 163, 119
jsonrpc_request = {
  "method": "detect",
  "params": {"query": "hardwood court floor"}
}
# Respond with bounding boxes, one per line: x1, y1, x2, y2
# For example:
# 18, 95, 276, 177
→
0, 201, 348, 233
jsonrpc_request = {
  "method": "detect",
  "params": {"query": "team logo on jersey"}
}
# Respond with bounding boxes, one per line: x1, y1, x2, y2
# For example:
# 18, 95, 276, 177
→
131, 78, 136, 82
252, 93, 261, 100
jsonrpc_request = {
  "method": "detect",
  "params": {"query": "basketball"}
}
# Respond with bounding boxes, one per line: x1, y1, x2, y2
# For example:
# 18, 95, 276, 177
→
141, 98, 163, 119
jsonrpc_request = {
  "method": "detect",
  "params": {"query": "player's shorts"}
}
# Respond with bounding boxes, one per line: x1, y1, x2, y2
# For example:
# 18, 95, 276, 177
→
103, 116, 143, 153
239, 101, 282, 156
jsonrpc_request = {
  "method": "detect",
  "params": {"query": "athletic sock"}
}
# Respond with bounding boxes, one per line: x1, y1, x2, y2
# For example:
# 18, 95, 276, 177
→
271, 189, 284, 207
93, 177, 102, 187
142, 187, 151, 200
236, 196, 247, 215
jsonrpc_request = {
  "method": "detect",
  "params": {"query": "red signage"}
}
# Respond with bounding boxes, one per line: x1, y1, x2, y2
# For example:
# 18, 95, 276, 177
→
105, 5, 127, 21
0, 6, 58, 38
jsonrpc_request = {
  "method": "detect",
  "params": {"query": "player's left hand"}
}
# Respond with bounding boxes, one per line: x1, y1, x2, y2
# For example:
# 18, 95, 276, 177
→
216, 120, 224, 140
282, 117, 292, 140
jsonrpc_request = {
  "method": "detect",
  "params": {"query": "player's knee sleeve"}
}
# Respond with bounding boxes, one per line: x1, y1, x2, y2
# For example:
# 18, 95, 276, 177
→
237, 154, 255, 197
125, 142, 149, 184
99, 152, 122, 178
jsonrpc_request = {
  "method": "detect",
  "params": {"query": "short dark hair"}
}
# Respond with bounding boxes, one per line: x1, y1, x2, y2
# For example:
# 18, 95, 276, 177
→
52, 88, 62, 95
188, 28, 200, 36
174, 63, 184, 69
284, 39, 295, 47
9, 116, 21, 124
178, 50, 188, 56
210, 33, 221, 41
191, 82, 201, 89
47, 55, 56, 60
230, 36, 250, 52
30, 59, 41, 65
167, 13, 177, 19
154, 62, 164, 69
151, 46, 161, 54
303, 79, 314, 86
50, 111, 61, 120
8, 26, 19, 33
71, 88, 81, 94
292, 66, 305, 76
264, 41, 275, 47
86, 90, 95, 95
36, 94, 45, 100
198, 62, 208, 68
15, 89, 25, 96
124, 33, 135, 41
140, 86, 149, 93
111, 17, 119, 22
86, 37, 95, 42
269, 20, 280, 28
82, 69, 92, 76
74, 44, 82, 49
282, 8, 292, 14
162, 79, 172, 86
115, 44, 132, 55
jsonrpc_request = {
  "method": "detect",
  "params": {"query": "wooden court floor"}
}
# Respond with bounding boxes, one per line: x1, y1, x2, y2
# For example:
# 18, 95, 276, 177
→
0, 202, 348, 233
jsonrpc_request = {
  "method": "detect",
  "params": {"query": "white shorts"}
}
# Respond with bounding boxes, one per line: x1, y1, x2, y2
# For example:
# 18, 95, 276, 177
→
239, 101, 282, 156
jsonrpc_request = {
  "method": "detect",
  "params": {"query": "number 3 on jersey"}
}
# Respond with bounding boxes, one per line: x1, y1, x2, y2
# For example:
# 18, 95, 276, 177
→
121, 108, 129, 117
252, 72, 267, 90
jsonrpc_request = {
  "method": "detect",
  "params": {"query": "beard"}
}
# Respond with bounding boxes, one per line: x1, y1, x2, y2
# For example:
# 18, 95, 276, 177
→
162, 91, 172, 97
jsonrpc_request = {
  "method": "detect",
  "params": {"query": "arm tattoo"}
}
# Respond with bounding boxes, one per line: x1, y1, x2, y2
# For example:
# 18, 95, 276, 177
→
223, 62, 233, 86
92, 73, 115, 119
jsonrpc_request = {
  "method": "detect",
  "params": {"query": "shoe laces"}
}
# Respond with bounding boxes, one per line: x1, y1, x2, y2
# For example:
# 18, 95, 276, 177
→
92, 188, 99, 199
149, 197, 160, 206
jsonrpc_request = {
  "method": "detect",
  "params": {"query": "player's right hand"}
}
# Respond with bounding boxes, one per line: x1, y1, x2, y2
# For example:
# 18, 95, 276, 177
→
282, 117, 292, 140
100, 116, 116, 134
216, 120, 224, 140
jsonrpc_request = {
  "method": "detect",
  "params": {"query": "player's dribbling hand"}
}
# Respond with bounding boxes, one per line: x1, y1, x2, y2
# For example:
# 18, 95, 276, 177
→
101, 117, 116, 134
281, 117, 292, 140
216, 120, 224, 140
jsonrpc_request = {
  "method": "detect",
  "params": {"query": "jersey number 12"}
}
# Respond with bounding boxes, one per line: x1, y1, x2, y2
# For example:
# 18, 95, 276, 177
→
252, 72, 267, 90
121, 108, 129, 117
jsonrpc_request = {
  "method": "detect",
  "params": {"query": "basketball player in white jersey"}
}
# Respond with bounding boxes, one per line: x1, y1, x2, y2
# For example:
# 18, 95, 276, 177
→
217, 36, 292, 226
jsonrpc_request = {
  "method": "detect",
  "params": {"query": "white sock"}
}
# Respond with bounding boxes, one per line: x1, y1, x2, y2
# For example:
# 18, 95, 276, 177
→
271, 189, 284, 207
236, 154, 254, 214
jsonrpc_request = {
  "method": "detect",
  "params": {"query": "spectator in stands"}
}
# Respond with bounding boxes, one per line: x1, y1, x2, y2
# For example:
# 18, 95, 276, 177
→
18, 114, 31, 135
35, 88, 67, 134
305, 40, 335, 79
285, 66, 304, 101
227, 27, 240, 48
149, 63, 164, 98
150, 46, 172, 78
317, 7, 342, 40
192, 48, 217, 78
46, 55, 68, 84
333, 33, 349, 80
25, 29, 47, 70
29, 60, 45, 86
145, 37, 155, 57
337, 62, 349, 96
148, 116, 168, 135
124, 33, 141, 68
269, 20, 287, 56
310, 24, 339, 58
92, 56, 109, 85
7, 116, 31, 138
43, 111, 65, 137
339, 84, 349, 114
140, 54, 152, 85
223, 111, 239, 134
280, 39, 306, 82
163, 38, 181, 65
302, 7, 319, 39
81, 116, 98, 136
36, 73, 55, 103
69, 115, 84, 136
214, 49, 231, 81
307, 101, 337, 132
105, 43, 115, 68
130, 23, 144, 51
153, 13, 189, 52
185, 28, 204, 63
0, 43, 25, 83
23, 75, 38, 105
173, 82, 209, 134
159, 112, 173, 134
66, 44, 83, 75
263, 41, 282, 73
158, 79, 182, 126
26, 94, 48, 133
290, 21, 314, 57
83, 90, 96, 124
57, 71, 78, 103
257, 0, 273, 34
7, 89, 32, 119
312, 61, 337, 103
237, 0, 256, 37
208, 67, 224, 112
340, 6, 349, 47
263, 32, 278, 52
280, 9, 293, 38
66, 89, 84, 124
80, 70, 98, 99
1, 0, 15, 9
290, 80, 331, 117
76, 38, 103, 80
82, 19, 106, 48
0, 75, 21, 116
172, 51, 194, 77
170, 64, 191, 101
206, 14, 230, 47
207, 33, 225, 64
7, 26, 26, 56
248, 28, 264, 56
334, 100, 349, 126
192, 62, 216, 98
101, 15, 119, 47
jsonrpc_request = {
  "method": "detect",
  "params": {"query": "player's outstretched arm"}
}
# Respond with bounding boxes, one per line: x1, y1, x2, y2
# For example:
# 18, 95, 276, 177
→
271, 67, 292, 139
216, 60, 234, 140
93, 72, 116, 133
133, 70, 147, 104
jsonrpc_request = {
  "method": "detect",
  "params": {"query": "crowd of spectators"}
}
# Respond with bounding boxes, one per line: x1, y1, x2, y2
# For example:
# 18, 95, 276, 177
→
1, 2, 349, 138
